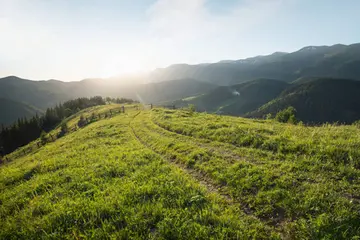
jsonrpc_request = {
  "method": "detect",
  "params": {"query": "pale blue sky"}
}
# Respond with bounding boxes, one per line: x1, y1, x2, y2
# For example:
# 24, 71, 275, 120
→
0, 0, 359, 81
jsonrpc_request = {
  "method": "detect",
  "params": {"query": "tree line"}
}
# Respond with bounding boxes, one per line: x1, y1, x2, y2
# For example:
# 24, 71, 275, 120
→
105, 97, 139, 104
0, 96, 108, 156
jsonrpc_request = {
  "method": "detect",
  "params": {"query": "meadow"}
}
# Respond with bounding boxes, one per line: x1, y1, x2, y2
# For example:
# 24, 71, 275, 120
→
1, 105, 359, 239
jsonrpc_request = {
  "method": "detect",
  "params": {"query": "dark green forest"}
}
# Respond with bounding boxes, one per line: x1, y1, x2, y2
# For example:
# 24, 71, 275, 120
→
0, 98, 43, 126
0, 97, 139, 156
166, 77, 360, 124
247, 78, 360, 124
0, 97, 107, 155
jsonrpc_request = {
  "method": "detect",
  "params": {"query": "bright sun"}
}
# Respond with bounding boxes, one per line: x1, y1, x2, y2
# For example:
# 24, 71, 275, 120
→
101, 59, 146, 78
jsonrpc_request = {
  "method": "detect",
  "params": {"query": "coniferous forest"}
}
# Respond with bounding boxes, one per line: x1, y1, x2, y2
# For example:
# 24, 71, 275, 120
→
0, 97, 106, 155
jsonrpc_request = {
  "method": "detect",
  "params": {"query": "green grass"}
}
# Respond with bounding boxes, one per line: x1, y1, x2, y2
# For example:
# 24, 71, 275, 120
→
1, 106, 359, 239
149, 109, 360, 239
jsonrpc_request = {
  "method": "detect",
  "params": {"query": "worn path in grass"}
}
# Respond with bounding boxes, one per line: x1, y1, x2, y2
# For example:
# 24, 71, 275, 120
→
129, 111, 278, 228
2, 105, 359, 239
1, 108, 274, 239
131, 112, 234, 201
131, 108, 360, 239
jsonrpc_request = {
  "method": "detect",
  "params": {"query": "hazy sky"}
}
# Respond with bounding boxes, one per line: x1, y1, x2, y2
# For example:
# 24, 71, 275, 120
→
0, 0, 359, 81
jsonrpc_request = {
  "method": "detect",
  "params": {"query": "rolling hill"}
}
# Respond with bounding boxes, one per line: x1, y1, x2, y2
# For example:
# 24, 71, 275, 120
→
168, 77, 360, 125
170, 79, 288, 114
218, 79, 289, 115
0, 98, 42, 125
247, 78, 360, 124
133, 78, 216, 104
1, 105, 359, 239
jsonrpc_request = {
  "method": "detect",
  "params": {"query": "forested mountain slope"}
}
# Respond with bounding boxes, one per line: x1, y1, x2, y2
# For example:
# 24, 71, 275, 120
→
149, 43, 360, 85
171, 79, 288, 114
247, 78, 360, 124
0, 76, 90, 109
0, 98, 42, 125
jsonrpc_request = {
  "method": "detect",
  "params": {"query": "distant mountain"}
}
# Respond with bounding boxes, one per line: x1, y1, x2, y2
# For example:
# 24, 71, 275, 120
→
247, 78, 360, 124
219, 79, 289, 115
134, 78, 216, 104
2, 42, 360, 125
0, 98, 42, 125
172, 79, 288, 114
148, 43, 360, 85
0, 76, 215, 111
0, 76, 92, 109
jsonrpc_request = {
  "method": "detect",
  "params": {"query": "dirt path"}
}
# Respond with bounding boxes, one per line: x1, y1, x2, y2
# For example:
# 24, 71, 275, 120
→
128, 111, 263, 221
149, 117, 267, 166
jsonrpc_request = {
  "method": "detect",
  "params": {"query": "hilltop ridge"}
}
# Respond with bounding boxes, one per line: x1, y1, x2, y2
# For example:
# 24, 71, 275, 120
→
1, 105, 360, 239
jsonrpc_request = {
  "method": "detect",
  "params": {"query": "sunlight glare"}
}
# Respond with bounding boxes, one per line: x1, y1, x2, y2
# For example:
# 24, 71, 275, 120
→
101, 56, 147, 78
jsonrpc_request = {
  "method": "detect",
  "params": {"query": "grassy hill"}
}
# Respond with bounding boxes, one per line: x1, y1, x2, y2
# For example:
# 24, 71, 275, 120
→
247, 78, 360, 124
1, 105, 359, 239
0, 98, 43, 125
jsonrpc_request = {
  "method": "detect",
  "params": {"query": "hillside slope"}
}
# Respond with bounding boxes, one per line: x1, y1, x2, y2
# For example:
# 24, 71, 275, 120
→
0, 98, 42, 125
134, 78, 216, 104
0, 76, 92, 109
172, 79, 288, 114
1, 106, 359, 239
247, 78, 360, 124
216, 79, 288, 115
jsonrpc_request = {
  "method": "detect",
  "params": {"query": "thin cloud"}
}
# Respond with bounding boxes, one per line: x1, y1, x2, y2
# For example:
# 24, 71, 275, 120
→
143, 0, 288, 66
147, 0, 287, 42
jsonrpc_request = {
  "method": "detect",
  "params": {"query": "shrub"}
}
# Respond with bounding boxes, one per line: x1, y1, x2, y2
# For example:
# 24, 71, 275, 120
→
188, 104, 196, 114
58, 122, 69, 137
353, 120, 360, 128
77, 115, 87, 128
288, 115, 297, 125
275, 107, 297, 124
40, 131, 48, 145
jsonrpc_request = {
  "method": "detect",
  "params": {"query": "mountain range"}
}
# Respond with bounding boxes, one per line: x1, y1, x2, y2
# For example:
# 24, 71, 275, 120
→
1, 42, 360, 125
148, 43, 360, 85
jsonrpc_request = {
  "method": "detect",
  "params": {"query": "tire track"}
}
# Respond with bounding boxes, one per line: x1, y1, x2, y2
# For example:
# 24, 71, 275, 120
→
128, 111, 270, 225
149, 116, 267, 166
